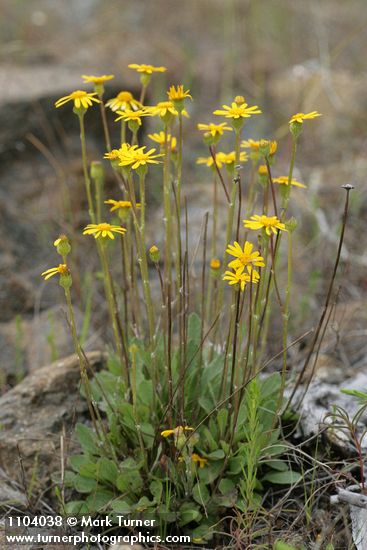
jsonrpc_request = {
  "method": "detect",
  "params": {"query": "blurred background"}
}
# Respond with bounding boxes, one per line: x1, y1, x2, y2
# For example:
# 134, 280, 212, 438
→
1, 0, 367, 387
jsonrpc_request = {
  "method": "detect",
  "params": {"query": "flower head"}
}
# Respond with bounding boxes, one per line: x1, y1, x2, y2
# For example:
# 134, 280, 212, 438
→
217, 151, 248, 167
82, 74, 114, 85
41, 263, 69, 281
258, 165, 268, 176
105, 91, 142, 112
191, 453, 208, 468
55, 90, 100, 110
196, 153, 224, 169
214, 99, 262, 122
128, 63, 167, 75
272, 176, 307, 189
83, 223, 127, 240
226, 241, 265, 272
289, 111, 322, 124
54, 235, 71, 257
223, 266, 260, 292
243, 215, 287, 236
118, 145, 163, 171
197, 122, 232, 138
104, 199, 140, 212
114, 109, 150, 126
104, 149, 122, 161
146, 101, 188, 120
242, 139, 277, 156
161, 426, 194, 438
167, 85, 192, 102
148, 131, 177, 151
210, 258, 221, 270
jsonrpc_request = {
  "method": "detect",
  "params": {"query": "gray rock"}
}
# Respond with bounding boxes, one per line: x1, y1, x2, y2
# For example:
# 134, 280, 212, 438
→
0, 351, 106, 484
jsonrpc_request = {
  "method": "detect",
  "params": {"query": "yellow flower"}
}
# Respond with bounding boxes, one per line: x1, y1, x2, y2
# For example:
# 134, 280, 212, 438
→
243, 215, 287, 236
82, 74, 114, 85
226, 241, 265, 272
196, 154, 224, 169
104, 149, 122, 160
167, 85, 192, 101
146, 101, 188, 118
289, 111, 322, 124
104, 199, 140, 212
83, 223, 127, 240
54, 235, 68, 247
223, 266, 260, 292
191, 453, 208, 468
114, 109, 150, 126
242, 139, 277, 156
258, 165, 268, 176
128, 63, 167, 75
55, 90, 100, 109
210, 258, 221, 270
161, 426, 194, 438
213, 100, 262, 120
118, 145, 163, 170
41, 264, 69, 281
148, 131, 177, 151
217, 151, 248, 165
272, 176, 307, 189
179, 453, 208, 468
197, 122, 232, 137
105, 91, 142, 112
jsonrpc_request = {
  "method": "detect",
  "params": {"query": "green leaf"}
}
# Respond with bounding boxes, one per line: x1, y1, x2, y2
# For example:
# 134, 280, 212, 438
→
64, 501, 89, 515
202, 426, 218, 452
150, 480, 163, 503
228, 456, 244, 475
205, 449, 225, 460
96, 458, 119, 485
188, 312, 201, 344
86, 490, 114, 512
219, 478, 235, 495
263, 470, 302, 485
111, 499, 132, 514
341, 388, 367, 402
74, 475, 98, 493
266, 459, 288, 472
199, 461, 223, 484
140, 422, 155, 449
274, 541, 298, 550
69, 454, 90, 473
217, 409, 228, 439
179, 503, 201, 526
75, 423, 101, 455
193, 482, 210, 506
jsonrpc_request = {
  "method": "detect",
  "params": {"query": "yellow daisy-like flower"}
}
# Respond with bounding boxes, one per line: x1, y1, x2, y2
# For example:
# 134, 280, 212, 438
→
105, 91, 142, 112
167, 85, 192, 101
213, 100, 262, 120
217, 151, 248, 165
114, 109, 150, 126
196, 154, 224, 169
161, 426, 194, 438
192, 453, 208, 468
272, 176, 307, 189
104, 149, 122, 160
223, 266, 260, 292
243, 215, 287, 236
128, 63, 167, 75
179, 453, 208, 468
146, 101, 188, 118
55, 90, 100, 109
226, 241, 265, 272
104, 199, 140, 212
41, 264, 69, 281
197, 122, 232, 137
118, 145, 163, 170
83, 223, 127, 240
289, 111, 322, 124
242, 139, 277, 156
82, 74, 114, 85
148, 131, 177, 151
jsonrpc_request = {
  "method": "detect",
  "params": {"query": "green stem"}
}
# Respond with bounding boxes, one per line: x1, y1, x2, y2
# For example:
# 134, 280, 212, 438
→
78, 114, 95, 223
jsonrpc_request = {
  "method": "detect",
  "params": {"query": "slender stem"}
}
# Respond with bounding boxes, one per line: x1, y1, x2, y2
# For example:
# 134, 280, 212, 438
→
99, 97, 112, 152
78, 114, 95, 223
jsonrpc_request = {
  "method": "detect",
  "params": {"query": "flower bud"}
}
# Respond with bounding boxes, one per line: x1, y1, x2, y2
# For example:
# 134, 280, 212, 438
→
289, 121, 303, 139
54, 235, 71, 257
285, 217, 298, 233
149, 245, 160, 263
90, 160, 104, 181
59, 270, 72, 290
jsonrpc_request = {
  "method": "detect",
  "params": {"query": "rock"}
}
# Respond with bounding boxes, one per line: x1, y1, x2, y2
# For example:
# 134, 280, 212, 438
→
0, 274, 34, 322
0, 351, 106, 485
291, 370, 367, 455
